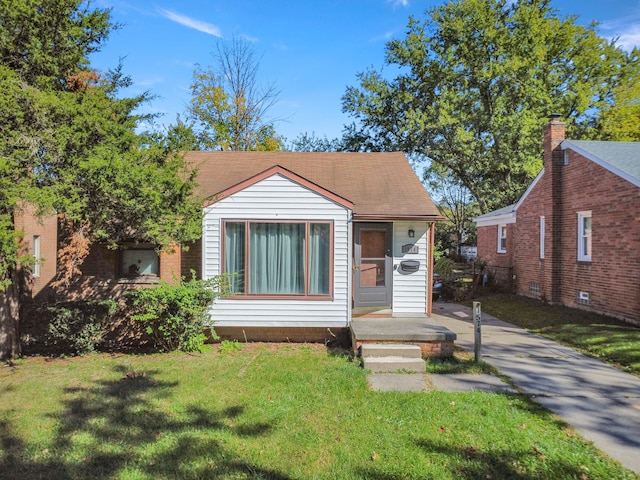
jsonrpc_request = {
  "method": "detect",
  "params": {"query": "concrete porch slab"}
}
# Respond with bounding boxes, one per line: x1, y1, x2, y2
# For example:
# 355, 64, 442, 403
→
350, 317, 457, 342
351, 316, 457, 358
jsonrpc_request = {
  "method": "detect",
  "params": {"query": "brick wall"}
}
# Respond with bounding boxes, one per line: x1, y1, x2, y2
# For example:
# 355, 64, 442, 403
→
513, 179, 549, 299
14, 205, 57, 301
59, 243, 181, 302
557, 151, 640, 321
476, 223, 514, 285
514, 119, 640, 322
181, 239, 202, 279
159, 245, 181, 284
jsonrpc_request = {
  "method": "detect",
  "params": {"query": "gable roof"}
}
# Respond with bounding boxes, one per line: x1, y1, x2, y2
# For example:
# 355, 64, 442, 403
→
186, 151, 443, 220
473, 204, 516, 227
562, 140, 640, 188
475, 139, 640, 224
203, 164, 354, 210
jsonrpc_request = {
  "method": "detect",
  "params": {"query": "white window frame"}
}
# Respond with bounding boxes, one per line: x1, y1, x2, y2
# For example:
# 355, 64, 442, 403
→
497, 224, 507, 253
577, 211, 592, 262
33, 235, 41, 278
539, 216, 545, 259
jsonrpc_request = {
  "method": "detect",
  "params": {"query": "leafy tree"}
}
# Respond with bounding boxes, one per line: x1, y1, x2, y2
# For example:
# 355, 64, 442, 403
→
342, 0, 637, 213
0, 0, 114, 90
0, 1, 203, 359
188, 36, 283, 151
429, 172, 479, 257
287, 132, 344, 152
598, 61, 640, 141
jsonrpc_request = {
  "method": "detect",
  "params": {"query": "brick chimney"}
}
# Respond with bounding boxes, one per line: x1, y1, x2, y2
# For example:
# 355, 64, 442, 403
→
544, 114, 565, 303
543, 113, 566, 170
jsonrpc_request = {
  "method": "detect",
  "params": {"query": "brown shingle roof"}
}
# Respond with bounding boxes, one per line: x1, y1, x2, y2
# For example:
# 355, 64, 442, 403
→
185, 151, 442, 220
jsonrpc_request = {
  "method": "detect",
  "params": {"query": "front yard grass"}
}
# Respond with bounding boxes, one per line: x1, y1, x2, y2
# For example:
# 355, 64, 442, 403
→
1, 345, 636, 479
470, 293, 640, 377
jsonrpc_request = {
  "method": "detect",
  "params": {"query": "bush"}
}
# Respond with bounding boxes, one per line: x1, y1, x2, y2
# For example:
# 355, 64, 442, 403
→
126, 275, 228, 353
434, 257, 457, 281
22, 300, 118, 356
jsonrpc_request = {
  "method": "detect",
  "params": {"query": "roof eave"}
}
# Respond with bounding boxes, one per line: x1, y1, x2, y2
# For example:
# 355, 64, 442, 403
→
353, 214, 445, 222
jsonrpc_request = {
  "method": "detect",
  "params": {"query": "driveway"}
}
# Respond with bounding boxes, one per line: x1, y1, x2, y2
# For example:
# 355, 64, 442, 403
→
431, 302, 640, 474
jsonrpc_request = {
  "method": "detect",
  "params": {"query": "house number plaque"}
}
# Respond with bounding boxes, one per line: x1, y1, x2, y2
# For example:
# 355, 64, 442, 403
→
402, 244, 419, 254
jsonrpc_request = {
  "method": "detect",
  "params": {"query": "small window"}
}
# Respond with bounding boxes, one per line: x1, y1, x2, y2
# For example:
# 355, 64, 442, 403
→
563, 150, 570, 166
223, 220, 332, 297
577, 291, 590, 305
497, 225, 507, 253
577, 212, 592, 262
529, 283, 540, 295
121, 246, 159, 277
539, 216, 545, 259
33, 235, 41, 277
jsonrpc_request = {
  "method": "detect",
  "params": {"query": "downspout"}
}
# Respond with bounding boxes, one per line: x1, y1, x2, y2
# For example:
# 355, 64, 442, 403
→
427, 222, 435, 317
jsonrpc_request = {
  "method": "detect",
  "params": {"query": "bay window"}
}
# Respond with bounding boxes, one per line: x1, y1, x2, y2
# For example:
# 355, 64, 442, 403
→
223, 221, 332, 297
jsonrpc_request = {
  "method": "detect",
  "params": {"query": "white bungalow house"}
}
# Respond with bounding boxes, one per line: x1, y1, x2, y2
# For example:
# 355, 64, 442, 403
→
183, 151, 443, 342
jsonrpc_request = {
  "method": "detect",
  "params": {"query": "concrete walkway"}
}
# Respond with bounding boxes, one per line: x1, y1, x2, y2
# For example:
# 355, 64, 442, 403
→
431, 302, 640, 474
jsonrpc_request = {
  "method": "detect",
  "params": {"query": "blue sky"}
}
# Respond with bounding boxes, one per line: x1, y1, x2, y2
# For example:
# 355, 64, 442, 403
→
91, 1, 640, 143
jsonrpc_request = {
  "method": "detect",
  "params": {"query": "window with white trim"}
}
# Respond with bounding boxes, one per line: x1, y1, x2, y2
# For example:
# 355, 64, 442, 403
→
497, 225, 507, 253
577, 211, 592, 261
539, 216, 545, 259
33, 235, 41, 277
223, 220, 332, 297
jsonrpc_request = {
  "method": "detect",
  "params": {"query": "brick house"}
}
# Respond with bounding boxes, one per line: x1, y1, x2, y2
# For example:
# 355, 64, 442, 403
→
20, 151, 442, 342
16, 212, 183, 304
475, 116, 640, 323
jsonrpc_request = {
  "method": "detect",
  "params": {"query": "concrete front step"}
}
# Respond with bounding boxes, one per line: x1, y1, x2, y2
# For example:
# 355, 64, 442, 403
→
362, 356, 426, 373
361, 343, 422, 359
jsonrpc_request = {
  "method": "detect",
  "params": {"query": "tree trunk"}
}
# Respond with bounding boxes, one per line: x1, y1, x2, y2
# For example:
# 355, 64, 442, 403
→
0, 268, 22, 360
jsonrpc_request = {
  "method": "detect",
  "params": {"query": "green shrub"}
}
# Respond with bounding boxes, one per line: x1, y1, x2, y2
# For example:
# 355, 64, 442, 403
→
126, 275, 228, 353
219, 339, 244, 353
23, 300, 118, 355
434, 257, 457, 280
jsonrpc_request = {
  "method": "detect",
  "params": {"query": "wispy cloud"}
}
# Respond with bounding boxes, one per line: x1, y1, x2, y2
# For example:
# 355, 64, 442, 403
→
136, 76, 165, 87
274, 41, 289, 51
387, 0, 409, 7
599, 16, 640, 50
240, 33, 259, 43
158, 8, 223, 37
369, 30, 395, 43
615, 25, 640, 50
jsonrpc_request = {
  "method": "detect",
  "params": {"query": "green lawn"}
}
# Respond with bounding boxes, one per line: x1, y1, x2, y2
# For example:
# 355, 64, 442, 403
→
469, 294, 640, 377
1, 345, 636, 479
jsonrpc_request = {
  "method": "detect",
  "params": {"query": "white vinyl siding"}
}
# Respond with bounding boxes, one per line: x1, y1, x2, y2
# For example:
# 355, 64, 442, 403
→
392, 221, 429, 314
202, 174, 351, 327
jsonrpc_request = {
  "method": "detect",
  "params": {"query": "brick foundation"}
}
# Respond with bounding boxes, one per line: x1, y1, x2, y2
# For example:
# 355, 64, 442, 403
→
212, 326, 351, 346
